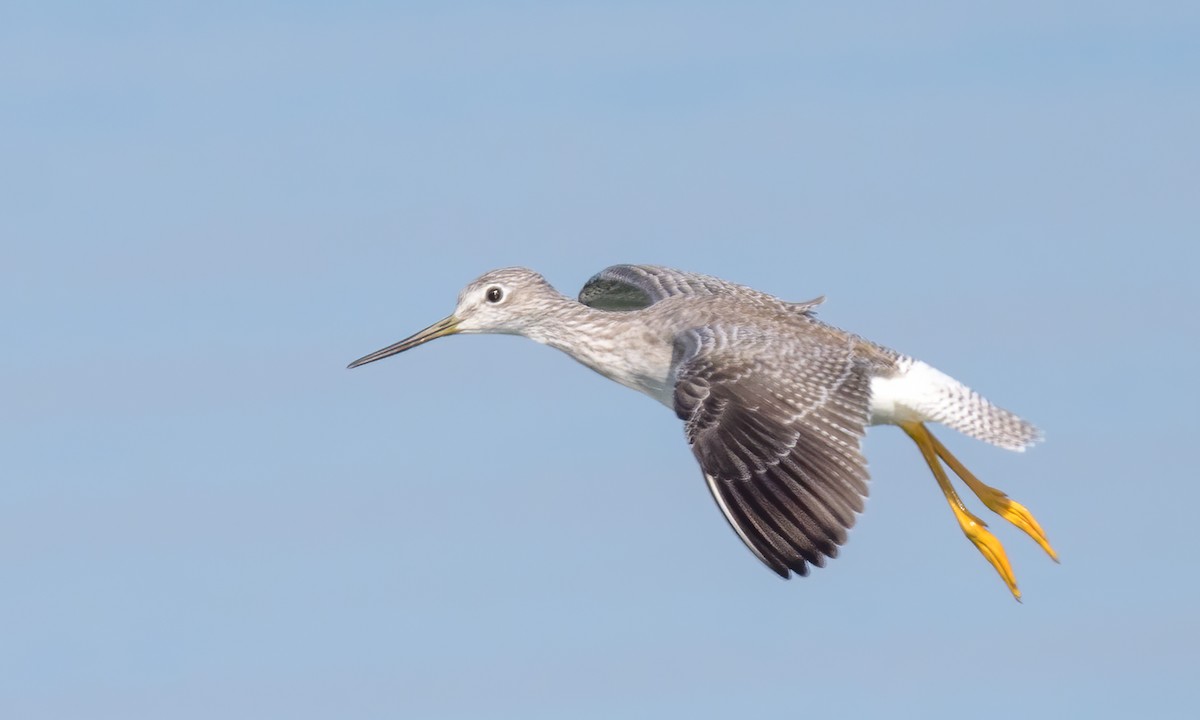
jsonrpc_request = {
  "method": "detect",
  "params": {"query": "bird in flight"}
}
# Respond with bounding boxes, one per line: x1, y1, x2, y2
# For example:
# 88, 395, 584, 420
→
349, 265, 1056, 599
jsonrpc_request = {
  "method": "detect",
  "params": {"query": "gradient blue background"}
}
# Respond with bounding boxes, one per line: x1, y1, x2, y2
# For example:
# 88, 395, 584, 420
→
4, 2, 1197, 718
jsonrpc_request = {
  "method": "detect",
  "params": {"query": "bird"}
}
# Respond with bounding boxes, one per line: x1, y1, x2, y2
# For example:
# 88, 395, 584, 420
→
348, 265, 1056, 599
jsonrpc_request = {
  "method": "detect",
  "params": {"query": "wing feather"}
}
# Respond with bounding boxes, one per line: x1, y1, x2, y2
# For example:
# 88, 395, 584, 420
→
579, 264, 826, 314
674, 327, 873, 578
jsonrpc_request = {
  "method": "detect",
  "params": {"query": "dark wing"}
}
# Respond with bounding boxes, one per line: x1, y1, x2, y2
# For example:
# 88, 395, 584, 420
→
579, 264, 824, 313
673, 328, 872, 578
579, 265, 726, 310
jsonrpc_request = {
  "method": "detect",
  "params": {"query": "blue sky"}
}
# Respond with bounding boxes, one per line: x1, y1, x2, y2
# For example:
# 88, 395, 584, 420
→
3, 2, 1198, 718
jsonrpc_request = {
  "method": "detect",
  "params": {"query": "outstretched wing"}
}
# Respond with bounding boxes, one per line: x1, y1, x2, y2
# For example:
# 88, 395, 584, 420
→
673, 327, 872, 578
579, 264, 824, 313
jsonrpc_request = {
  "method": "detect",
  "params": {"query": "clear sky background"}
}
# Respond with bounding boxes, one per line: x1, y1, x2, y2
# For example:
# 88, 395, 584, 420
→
3, 2, 1198, 718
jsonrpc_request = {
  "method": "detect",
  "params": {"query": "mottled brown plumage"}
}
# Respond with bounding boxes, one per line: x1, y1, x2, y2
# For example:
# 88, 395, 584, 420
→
349, 264, 1056, 598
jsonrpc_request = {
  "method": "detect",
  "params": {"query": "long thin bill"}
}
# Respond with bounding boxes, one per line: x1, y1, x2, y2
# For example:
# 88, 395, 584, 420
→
347, 316, 459, 368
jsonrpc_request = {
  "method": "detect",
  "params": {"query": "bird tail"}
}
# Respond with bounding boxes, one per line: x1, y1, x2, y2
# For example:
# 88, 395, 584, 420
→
894, 358, 1042, 452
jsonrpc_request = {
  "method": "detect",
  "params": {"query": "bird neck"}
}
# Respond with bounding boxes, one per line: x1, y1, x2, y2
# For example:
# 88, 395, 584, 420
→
521, 291, 676, 406
520, 290, 605, 351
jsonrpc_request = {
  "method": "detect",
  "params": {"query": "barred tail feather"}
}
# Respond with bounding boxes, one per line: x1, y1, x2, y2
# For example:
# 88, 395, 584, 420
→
869, 358, 1042, 451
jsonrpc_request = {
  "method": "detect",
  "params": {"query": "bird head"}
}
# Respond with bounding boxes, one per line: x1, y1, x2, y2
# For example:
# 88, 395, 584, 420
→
347, 267, 554, 368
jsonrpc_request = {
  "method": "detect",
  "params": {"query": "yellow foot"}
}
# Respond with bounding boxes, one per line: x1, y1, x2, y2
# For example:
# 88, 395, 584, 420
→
950, 502, 1021, 601
901, 422, 1024, 601
927, 432, 1059, 563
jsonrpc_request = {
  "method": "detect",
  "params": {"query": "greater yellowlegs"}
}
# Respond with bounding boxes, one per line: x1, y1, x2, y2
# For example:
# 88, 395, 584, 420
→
349, 265, 1056, 599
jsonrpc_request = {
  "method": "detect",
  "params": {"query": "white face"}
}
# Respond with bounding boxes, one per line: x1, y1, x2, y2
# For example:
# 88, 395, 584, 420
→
452, 281, 514, 333
346, 267, 551, 368
451, 268, 548, 335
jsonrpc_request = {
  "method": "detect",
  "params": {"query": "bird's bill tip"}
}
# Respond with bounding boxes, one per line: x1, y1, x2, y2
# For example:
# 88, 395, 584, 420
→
347, 315, 460, 369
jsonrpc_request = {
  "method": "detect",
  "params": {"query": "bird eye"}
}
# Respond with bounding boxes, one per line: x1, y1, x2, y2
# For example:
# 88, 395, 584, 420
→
486, 287, 504, 303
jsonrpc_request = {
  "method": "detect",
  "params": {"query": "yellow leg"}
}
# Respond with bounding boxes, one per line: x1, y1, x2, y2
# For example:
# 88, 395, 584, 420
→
926, 432, 1059, 563
901, 422, 1021, 601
